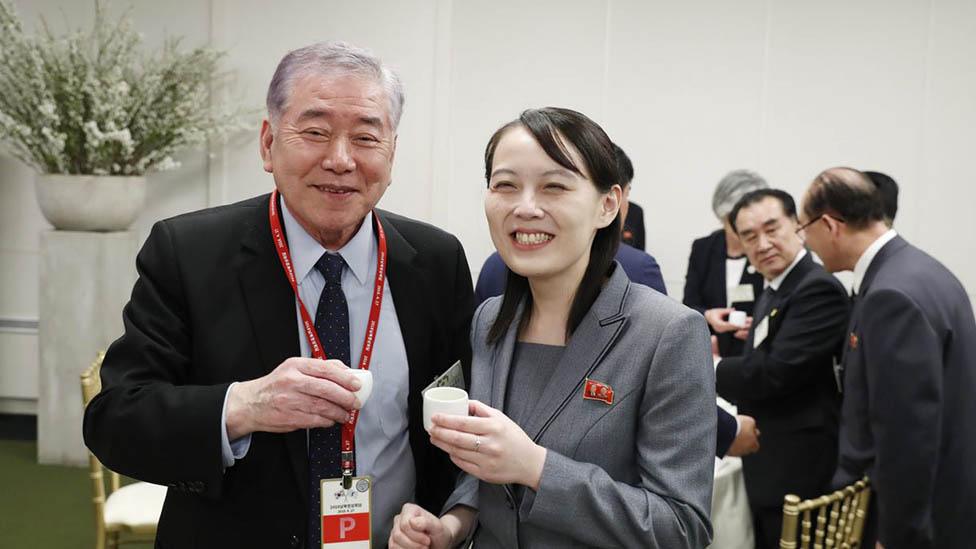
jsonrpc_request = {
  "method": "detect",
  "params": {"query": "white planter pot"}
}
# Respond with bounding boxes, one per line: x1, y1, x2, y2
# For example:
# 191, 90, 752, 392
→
35, 174, 147, 231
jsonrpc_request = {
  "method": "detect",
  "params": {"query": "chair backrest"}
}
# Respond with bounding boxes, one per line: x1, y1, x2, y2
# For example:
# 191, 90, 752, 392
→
779, 476, 871, 549
81, 352, 120, 540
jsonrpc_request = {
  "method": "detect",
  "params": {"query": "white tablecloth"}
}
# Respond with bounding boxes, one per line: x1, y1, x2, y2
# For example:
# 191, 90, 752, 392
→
709, 456, 754, 549
709, 397, 755, 549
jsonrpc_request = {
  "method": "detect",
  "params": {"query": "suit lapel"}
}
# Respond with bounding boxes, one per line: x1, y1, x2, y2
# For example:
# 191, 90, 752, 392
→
236, 193, 306, 503
858, 236, 907, 297
746, 253, 814, 353
489, 301, 522, 411
519, 265, 630, 442
710, 230, 728, 306
376, 211, 430, 396
841, 236, 907, 371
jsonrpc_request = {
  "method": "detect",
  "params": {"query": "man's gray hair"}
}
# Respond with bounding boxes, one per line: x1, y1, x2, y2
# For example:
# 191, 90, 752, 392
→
266, 41, 405, 129
712, 169, 768, 220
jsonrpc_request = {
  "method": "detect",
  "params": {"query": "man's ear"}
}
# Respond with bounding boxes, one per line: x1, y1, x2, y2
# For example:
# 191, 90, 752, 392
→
387, 134, 397, 186
597, 185, 623, 229
259, 119, 274, 173
825, 215, 844, 238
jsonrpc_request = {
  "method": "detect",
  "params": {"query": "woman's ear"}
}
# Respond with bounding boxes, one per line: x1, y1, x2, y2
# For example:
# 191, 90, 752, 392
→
596, 184, 623, 229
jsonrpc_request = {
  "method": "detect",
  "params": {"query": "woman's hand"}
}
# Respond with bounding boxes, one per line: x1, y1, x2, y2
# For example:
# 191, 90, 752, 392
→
388, 503, 452, 549
429, 400, 547, 490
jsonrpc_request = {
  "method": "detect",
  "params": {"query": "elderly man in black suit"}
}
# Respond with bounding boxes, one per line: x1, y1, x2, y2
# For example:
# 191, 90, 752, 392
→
83, 41, 474, 548
799, 167, 976, 549
715, 189, 850, 549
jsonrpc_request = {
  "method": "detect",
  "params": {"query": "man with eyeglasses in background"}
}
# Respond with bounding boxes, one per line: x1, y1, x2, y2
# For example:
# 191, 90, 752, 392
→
714, 188, 850, 549
798, 167, 975, 549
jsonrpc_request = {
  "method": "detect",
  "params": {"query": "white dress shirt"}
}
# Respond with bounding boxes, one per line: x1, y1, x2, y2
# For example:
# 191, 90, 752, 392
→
221, 199, 415, 542
852, 229, 898, 295
767, 248, 807, 291
725, 257, 748, 308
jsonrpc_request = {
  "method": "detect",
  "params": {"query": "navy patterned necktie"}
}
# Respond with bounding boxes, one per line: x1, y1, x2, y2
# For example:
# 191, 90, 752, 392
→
308, 252, 350, 549
754, 286, 776, 323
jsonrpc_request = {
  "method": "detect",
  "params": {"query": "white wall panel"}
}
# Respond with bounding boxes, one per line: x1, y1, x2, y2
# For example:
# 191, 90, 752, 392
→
760, 0, 929, 220
917, 0, 976, 299
210, 0, 441, 224
447, 0, 610, 275
604, 0, 768, 294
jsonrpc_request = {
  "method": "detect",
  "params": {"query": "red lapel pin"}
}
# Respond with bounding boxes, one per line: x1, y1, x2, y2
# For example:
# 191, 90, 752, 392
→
849, 332, 859, 350
583, 379, 614, 405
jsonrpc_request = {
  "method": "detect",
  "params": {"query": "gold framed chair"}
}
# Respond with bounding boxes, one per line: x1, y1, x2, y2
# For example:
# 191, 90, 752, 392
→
81, 352, 167, 549
779, 477, 871, 549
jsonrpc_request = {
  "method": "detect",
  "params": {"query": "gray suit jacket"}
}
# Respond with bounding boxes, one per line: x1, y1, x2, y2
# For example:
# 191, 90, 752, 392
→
833, 236, 976, 549
443, 264, 716, 548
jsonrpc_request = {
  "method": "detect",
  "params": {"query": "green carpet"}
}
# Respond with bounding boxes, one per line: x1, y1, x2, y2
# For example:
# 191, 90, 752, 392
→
0, 440, 152, 548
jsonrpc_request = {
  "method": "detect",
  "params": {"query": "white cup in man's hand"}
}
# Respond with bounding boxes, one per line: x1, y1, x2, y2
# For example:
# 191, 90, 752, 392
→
347, 369, 373, 405
423, 387, 468, 431
728, 310, 748, 328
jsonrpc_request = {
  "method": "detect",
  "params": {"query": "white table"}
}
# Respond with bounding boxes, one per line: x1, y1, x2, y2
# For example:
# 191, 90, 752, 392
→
709, 397, 755, 548
710, 456, 754, 549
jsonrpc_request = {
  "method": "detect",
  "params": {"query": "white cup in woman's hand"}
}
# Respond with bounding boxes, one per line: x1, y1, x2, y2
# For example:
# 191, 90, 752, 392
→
423, 387, 469, 431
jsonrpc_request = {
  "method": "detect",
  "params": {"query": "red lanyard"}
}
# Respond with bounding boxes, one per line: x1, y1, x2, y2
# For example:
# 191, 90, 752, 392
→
268, 189, 387, 488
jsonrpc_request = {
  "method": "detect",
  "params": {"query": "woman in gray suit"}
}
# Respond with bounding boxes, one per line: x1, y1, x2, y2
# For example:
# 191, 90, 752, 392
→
389, 108, 716, 548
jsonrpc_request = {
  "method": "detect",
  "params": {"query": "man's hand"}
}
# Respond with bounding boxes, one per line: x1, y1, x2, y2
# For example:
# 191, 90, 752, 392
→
727, 415, 760, 457
733, 317, 753, 341
704, 307, 739, 334
225, 357, 362, 440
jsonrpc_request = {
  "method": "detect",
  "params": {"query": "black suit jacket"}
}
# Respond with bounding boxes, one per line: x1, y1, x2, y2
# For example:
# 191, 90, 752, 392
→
83, 194, 475, 548
833, 236, 976, 549
716, 252, 849, 507
683, 229, 765, 357
622, 201, 645, 251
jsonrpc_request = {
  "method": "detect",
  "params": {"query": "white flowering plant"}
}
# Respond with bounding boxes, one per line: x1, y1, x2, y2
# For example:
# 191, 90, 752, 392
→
0, 1, 246, 175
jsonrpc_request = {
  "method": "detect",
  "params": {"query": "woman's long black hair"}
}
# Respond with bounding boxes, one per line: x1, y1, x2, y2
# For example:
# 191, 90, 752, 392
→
485, 107, 622, 344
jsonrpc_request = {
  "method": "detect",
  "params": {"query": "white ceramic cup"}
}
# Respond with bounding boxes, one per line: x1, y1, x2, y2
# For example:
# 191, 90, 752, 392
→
347, 369, 373, 405
728, 310, 748, 328
423, 387, 469, 432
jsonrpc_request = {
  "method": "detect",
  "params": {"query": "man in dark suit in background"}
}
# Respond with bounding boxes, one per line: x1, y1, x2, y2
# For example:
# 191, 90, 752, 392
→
716, 189, 850, 549
617, 144, 646, 250
799, 167, 976, 549
863, 170, 898, 226
84, 42, 474, 548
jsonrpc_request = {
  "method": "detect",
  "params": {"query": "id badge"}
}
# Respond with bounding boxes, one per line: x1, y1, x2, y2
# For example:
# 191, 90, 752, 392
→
424, 360, 466, 392
321, 476, 372, 548
729, 284, 755, 304
753, 316, 769, 349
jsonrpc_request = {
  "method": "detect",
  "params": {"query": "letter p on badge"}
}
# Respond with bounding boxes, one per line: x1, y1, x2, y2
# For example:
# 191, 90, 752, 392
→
321, 477, 372, 548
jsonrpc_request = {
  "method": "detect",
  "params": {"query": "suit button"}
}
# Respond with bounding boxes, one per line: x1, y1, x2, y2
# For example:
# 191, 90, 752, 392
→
290, 534, 301, 548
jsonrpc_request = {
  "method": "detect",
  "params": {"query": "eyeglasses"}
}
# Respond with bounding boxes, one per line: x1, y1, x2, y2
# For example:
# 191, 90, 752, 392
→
795, 214, 846, 236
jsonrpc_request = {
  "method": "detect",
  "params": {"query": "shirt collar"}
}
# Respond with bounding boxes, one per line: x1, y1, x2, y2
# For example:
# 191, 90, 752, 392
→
853, 229, 897, 294
767, 248, 807, 291
279, 197, 373, 286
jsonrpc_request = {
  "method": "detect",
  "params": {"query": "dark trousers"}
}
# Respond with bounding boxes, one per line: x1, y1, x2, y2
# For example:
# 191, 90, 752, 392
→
752, 504, 784, 549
